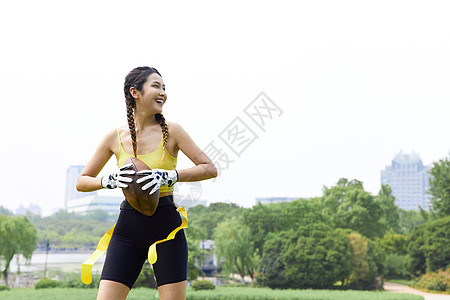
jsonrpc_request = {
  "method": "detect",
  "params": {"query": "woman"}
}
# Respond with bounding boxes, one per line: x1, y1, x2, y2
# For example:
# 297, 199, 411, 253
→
76, 66, 218, 300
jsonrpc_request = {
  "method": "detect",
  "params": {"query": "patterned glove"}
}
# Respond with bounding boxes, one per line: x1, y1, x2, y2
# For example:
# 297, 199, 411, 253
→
101, 163, 135, 189
136, 169, 178, 195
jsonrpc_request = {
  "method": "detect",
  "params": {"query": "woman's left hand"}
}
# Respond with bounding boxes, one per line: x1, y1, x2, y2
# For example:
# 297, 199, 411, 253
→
136, 169, 178, 195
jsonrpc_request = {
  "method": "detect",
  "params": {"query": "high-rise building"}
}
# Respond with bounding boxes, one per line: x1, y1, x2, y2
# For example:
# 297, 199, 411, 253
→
381, 152, 431, 211
65, 165, 97, 210
65, 165, 122, 215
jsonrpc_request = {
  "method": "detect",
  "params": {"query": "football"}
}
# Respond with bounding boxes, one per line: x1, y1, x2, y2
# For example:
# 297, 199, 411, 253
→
122, 157, 160, 216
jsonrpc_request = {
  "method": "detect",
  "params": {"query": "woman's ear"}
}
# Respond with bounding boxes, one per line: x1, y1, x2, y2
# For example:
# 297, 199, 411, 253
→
130, 87, 140, 99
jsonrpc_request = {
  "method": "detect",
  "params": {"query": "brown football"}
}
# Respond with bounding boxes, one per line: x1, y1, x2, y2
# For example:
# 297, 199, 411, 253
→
122, 157, 160, 216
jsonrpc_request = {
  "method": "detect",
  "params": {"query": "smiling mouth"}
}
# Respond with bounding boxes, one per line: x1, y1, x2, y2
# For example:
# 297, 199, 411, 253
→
155, 99, 164, 104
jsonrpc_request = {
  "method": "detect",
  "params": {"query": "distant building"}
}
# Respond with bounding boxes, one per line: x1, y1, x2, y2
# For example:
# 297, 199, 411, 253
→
67, 194, 124, 215
65, 165, 97, 210
255, 197, 299, 205
65, 165, 122, 215
16, 203, 42, 216
381, 152, 431, 211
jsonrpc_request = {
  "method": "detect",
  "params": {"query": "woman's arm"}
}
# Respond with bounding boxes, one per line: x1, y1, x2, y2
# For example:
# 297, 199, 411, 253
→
171, 123, 218, 182
76, 129, 116, 192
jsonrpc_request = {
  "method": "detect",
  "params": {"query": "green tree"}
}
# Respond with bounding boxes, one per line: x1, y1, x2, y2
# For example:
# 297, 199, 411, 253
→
189, 203, 244, 239
408, 216, 450, 274
377, 184, 401, 233
256, 230, 295, 289
428, 154, 450, 217
257, 225, 352, 289
0, 215, 37, 286
347, 232, 384, 289
244, 198, 329, 256
0, 206, 13, 216
283, 225, 353, 288
377, 232, 408, 256
213, 217, 258, 282
398, 209, 426, 234
322, 178, 385, 239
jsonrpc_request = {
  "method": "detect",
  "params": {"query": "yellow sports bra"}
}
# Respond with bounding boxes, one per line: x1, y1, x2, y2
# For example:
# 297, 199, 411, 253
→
116, 129, 177, 193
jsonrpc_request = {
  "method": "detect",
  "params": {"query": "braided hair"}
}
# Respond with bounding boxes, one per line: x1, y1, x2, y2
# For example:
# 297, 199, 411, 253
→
124, 67, 169, 160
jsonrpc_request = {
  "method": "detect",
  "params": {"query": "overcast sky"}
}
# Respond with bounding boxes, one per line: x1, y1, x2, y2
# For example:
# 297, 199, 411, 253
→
1, 0, 449, 216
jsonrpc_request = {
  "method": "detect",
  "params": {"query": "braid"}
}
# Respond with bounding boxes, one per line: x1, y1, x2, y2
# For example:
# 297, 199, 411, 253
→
123, 66, 163, 159
155, 113, 169, 161
125, 99, 138, 157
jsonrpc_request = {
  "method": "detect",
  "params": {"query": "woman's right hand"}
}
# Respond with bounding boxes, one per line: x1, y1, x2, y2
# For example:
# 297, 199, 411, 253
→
101, 163, 135, 189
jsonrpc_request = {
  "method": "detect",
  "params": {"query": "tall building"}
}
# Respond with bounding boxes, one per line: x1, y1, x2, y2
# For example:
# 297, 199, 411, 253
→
381, 152, 431, 211
65, 165, 123, 215
65, 165, 97, 210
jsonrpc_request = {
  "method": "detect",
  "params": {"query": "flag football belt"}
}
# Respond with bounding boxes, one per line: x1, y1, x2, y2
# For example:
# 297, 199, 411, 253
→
81, 205, 188, 284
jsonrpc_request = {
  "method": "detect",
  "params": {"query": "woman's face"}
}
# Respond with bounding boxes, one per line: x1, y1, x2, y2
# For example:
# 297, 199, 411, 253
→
136, 72, 167, 114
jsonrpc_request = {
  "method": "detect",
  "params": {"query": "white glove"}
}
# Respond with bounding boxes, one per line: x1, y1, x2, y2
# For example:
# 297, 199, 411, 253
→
136, 169, 178, 195
101, 163, 135, 189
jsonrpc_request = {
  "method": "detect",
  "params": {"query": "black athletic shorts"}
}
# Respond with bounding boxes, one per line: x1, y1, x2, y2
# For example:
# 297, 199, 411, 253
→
100, 195, 188, 289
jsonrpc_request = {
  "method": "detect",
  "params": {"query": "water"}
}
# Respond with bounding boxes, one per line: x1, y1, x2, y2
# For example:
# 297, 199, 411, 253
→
9, 252, 105, 273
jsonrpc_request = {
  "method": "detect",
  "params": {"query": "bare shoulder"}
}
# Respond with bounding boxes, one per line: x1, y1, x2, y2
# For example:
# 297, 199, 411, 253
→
167, 122, 186, 137
101, 127, 124, 153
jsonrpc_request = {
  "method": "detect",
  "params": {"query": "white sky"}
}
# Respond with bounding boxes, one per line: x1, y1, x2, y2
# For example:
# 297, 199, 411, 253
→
1, 0, 449, 216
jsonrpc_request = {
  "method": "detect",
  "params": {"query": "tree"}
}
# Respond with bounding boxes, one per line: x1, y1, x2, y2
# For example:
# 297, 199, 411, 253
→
408, 216, 450, 275
257, 225, 352, 289
0, 215, 37, 286
347, 232, 384, 289
0, 206, 13, 216
398, 209, 426, 234
428, 155, 450, 217
213, 217, 258, 282
322, 178, 385, 239
244, 198, 330, 257
256, 230, 295, 289
189, 203, 244, 239
376, 184, 401, 233
377, 232, 408, 256
283, 225, 353, 289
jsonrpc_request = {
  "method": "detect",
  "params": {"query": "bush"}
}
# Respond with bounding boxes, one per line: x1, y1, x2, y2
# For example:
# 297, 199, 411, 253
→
64, 273, 100, 289
0, 285, 11, 291
35, 278, 62, 289
191, 279, 215, 291
413, 268, 450, 292
427, 281, 447, 292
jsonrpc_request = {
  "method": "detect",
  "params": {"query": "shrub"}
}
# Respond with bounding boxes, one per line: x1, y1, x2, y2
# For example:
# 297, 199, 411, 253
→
427, 281, 447, 292
35, 278, 62, 289
64, 273, 100, 289
0, 285, 11, 291
191, 279, 215, 291
413, 268, 450, 292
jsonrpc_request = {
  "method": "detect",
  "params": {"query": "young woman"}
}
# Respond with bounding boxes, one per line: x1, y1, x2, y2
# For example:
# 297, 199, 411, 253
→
76, 66, 217, 300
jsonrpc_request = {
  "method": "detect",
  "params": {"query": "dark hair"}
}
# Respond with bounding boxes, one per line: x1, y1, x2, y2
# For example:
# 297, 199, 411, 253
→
124, 67, 169, 160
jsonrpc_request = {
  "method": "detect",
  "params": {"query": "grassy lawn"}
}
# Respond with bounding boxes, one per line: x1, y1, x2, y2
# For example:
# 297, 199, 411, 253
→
385, 279, 417, 286
0, 287, 424, 300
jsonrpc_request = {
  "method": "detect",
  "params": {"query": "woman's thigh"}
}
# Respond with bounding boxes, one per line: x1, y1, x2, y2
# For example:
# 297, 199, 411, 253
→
97, 280, 130, 300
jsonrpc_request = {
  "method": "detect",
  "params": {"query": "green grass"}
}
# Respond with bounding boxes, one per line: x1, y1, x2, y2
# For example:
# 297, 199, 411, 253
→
0, 287, 424, 300
385, 279, 417, 286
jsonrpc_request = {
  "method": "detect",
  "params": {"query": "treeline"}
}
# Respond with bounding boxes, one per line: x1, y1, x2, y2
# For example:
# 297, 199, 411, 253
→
27, 210, 116, 250
187, 154, 450, 290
